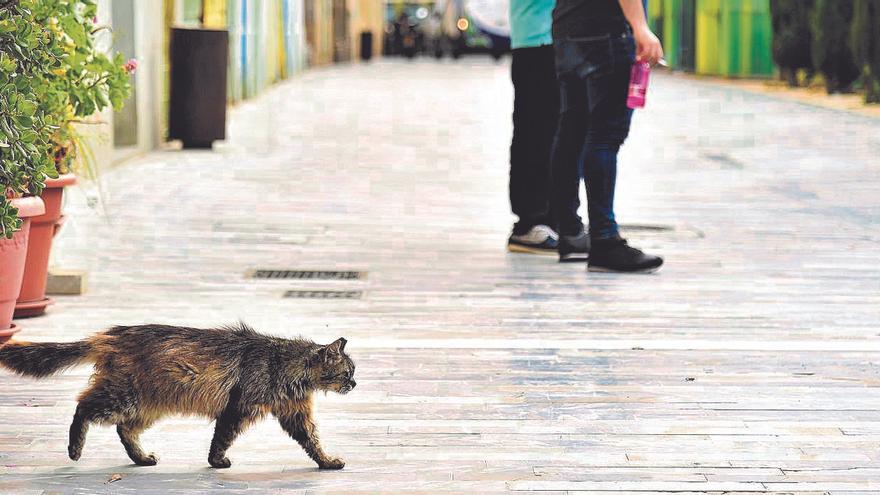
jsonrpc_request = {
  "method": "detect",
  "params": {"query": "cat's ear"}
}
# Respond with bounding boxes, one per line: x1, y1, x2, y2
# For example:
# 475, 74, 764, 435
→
319, 338, 347, 361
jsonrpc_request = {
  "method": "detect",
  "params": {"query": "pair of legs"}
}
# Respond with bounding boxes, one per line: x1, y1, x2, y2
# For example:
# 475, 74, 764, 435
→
550, 32, 635, 240
68, 379, 343, 469
548, 32, 664, 272
67, 377, 158, 466
209, 395, 343, 469
509, 44, 559, 235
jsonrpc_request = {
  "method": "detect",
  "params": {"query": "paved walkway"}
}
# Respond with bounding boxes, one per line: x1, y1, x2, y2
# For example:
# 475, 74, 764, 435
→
2, 59, 879, 493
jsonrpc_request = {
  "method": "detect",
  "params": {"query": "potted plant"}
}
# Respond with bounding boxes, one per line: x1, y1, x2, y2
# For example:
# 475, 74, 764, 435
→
0, 0, 57, 340
13, 0, 132, 318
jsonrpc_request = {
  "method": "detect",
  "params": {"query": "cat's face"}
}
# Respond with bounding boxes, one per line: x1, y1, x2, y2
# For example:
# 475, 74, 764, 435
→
315, 338, 356, 394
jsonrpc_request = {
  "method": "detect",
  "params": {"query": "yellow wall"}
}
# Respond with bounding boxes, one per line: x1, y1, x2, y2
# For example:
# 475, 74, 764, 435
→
348, 0, 384, 61
307, 0, 335, 65
202, 0, 226, 28
696, 0, 721, 75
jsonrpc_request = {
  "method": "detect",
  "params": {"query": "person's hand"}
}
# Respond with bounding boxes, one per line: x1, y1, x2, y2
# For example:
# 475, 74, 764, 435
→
633, 26, 663, 65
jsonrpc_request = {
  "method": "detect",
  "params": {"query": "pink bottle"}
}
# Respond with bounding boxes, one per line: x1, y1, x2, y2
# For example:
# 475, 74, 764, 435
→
627, 61, 651, 109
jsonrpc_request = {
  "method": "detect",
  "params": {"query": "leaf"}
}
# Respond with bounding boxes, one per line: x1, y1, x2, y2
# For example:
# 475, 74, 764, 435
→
14, 116, 34, 128
18, 130, 37, 144
17, 99, 37, 117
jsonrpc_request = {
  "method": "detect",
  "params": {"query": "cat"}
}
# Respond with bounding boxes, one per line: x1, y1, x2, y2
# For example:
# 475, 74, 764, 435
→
0, 323, 356, 469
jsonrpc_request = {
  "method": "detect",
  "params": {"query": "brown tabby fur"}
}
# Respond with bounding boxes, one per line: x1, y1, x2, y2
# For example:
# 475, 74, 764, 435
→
0, 323, 356, 469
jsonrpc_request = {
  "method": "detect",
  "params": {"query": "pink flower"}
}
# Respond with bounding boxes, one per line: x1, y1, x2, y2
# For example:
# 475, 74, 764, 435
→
123, 58, 138, 75
92, 16, 98, 24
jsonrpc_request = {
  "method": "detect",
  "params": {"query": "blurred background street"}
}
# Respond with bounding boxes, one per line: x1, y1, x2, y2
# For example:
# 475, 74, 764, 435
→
1, 57, 878, 492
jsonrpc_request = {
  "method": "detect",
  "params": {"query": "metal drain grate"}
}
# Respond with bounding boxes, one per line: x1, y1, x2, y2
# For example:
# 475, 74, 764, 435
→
284, 290, 363, 299
250, 270, 366, 280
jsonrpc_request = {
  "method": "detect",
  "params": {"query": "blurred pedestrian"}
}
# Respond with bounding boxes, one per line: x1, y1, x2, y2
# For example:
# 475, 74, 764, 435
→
549, 0, 664, 272
506, 0, 560, 255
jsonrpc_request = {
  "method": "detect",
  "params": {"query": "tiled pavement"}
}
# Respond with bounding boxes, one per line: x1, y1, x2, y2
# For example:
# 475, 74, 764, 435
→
1, 59, 879, 493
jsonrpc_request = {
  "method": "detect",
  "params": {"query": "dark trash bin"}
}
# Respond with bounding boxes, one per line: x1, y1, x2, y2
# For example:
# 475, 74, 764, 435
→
360, 31, 374, 61
169, 27, 229, 149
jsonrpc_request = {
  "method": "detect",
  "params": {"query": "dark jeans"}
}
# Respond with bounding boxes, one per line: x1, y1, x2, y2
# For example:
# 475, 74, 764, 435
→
550, 32, 635, 238
510, 45, 559, 235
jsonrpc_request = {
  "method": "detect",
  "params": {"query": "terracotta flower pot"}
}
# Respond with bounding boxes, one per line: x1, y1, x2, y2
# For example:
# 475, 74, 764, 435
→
15, 174, 76, 318
0, 196, 45, 334
0, 323, 21, 345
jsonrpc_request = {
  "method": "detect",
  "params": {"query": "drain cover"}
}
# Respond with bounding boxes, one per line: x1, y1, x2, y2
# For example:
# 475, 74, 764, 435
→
250, 270, 366, 280
284, 290, 363, 299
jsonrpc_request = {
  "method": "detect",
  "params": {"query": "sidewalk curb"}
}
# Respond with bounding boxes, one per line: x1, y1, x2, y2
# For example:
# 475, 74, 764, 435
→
666, 71, 880, 120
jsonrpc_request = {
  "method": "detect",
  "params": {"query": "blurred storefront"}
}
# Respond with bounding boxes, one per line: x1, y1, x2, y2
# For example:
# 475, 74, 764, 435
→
94, 0, 382, 160
307, 0, 384, 66
384, 1, 511, 60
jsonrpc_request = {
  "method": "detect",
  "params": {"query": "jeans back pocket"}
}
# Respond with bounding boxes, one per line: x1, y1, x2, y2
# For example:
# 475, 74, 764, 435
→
556, 35, 613, 80
556, 34, 635, 80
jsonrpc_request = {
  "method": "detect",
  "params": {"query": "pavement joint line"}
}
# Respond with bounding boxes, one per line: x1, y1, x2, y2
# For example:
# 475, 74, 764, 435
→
352, 339, 880, 351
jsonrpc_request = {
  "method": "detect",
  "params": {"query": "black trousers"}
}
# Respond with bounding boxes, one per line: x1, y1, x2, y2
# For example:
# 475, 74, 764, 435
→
550, 32, 635, 237
510, 45, 559, 235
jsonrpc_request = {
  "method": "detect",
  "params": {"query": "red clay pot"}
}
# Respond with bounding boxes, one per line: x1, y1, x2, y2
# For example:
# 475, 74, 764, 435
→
1, 196, 45, 332
0, 323, 21, 345
14, 174, 76, 318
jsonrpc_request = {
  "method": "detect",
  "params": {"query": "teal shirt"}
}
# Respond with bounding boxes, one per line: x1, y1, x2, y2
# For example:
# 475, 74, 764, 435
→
509, 0, 555, 49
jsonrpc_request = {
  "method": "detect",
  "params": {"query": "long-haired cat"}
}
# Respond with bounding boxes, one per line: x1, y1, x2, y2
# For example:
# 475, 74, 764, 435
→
0, 323, 356, 469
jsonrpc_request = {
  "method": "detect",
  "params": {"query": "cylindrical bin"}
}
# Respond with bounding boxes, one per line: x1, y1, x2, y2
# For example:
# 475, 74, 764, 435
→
696, 0, 773, 77
169, 27, 230, 149
663, 0, 682, 68
360, 31, 373, 61
679, 0, 697, 71
696, 0, 722, 75
740, 0, 773, 76
648, 0, 664, 38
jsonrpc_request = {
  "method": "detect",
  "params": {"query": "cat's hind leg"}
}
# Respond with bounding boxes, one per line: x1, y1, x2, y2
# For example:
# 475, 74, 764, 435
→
117, 416, 158, 466
68, 377, 136, 462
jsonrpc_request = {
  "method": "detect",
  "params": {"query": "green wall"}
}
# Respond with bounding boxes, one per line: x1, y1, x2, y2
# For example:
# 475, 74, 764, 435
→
653, 0, 774, 77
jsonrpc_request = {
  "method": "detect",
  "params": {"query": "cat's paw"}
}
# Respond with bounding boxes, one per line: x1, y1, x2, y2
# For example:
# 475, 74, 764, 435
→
209, 455, 232, 469
134, 454, 159, 466
319, 457, 345, 470
68, 445, 81, 461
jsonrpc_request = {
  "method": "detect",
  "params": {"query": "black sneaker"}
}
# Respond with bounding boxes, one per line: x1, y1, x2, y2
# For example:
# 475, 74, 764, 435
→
507, 225, 559, 255
558, 231, 590, 263
588, 237, 663, 273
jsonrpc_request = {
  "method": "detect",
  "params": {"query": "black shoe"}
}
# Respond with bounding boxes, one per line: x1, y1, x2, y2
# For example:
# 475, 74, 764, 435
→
588, 237, 663, 273
558, 231, 590, 263
507, 225, 559, 255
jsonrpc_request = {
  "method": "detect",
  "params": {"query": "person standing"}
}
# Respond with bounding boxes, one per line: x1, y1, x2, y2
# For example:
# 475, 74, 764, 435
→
549, 0, 665, 272
506, 0, 560, 255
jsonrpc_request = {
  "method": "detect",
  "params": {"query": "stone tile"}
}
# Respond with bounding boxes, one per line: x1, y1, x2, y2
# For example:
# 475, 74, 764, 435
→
1, 59, 879, 492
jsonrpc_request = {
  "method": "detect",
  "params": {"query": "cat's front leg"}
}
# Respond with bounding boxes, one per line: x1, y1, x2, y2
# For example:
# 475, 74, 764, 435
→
276, 409, 344, 469
209, 400, 257, 469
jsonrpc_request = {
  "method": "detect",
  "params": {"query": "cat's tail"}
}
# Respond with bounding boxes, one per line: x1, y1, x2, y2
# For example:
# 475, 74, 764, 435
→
0, 339, 98, 378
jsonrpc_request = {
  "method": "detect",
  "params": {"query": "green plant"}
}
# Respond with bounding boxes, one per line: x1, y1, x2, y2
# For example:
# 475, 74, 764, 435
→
811, 0, 861, 93
770, 0, 814, 87
0, 0, 131, 238
32, 0, 132, 175
0, 0, 59, 238
851, 0, 880, 103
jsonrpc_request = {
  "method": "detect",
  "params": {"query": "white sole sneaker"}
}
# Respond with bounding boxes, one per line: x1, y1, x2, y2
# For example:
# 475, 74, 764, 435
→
507, 243, 558, 255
